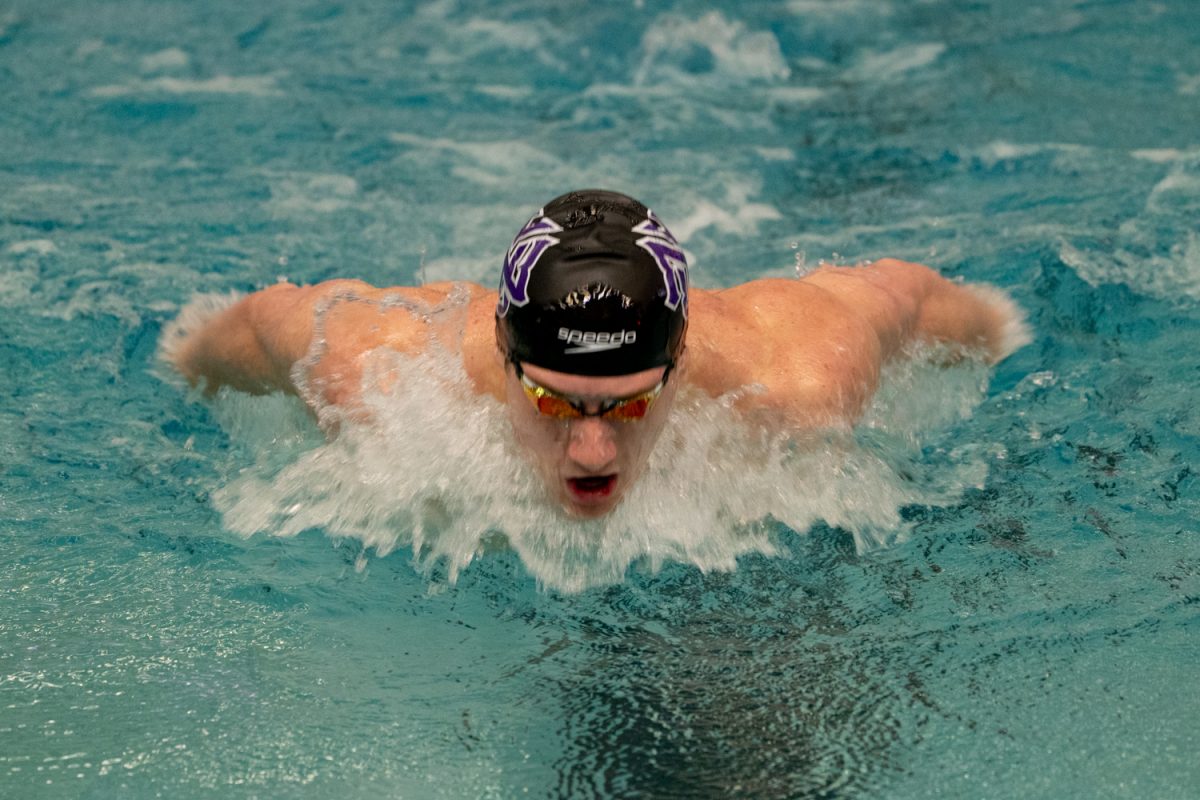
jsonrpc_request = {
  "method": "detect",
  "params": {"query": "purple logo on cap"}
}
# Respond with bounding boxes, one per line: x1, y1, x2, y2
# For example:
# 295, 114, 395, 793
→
498, 213, 562, 317
634, 211, 688, 316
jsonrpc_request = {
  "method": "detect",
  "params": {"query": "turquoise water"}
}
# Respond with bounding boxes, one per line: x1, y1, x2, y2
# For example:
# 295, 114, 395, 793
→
2, 0, 1198, 797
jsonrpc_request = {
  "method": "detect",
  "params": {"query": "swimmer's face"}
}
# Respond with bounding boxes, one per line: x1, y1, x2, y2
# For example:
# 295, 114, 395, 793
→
504, 362, 678, 518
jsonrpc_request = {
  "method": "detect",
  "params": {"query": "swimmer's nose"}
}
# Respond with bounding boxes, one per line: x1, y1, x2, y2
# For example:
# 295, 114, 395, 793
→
566, 417, 617, 473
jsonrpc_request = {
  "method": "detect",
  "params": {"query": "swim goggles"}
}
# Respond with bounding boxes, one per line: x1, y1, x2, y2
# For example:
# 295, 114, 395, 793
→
514, 362, 672, 422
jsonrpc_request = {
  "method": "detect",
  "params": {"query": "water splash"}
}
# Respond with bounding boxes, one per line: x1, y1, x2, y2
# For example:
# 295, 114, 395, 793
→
206, 341, 995, 593
634, 11, 790, 87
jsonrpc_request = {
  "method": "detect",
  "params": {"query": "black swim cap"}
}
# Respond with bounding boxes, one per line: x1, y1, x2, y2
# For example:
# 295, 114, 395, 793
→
496, 189, 689, 376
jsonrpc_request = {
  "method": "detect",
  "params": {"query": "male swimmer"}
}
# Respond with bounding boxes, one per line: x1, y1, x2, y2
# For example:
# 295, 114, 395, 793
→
169, 189, 1026, 518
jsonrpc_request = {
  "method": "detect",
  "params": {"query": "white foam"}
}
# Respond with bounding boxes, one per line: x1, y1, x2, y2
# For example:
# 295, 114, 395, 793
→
475, 84, 533, 99
765, 86, 826, 105
1148, 169, 1200, 207
968, 140, 1094, 170
580, 82, 674, 99
671, 181, 783, 241
38, 280, 130, 323
6, 239, 57, 255
389, 132, 557, 168
424, 16, 564, 69
140, 48, 190, 73
1059, 233, 1200, 304
635, 11, 790, 86
74, 39, 104, 59
1107, 158, 1200, 303
673, 199, 783, 242
977, 140, 1046, 161
388, 132, 571, 188
846, 43, 946, 81
0, 268, 36, 307
570, 79, 799, 132
267, 173, 360, 215
755, 147, 795, 161
1131, 148, 1186, 163
89, 74, 282, 98
459, 18, 548, 53
787, 0, 894, 19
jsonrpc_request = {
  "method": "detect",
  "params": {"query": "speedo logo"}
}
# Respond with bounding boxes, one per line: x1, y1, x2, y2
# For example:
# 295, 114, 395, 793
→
558, 327, 637, 354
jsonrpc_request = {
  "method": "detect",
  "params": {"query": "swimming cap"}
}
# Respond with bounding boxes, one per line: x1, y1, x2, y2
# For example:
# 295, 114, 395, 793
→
496, 189, 689, 376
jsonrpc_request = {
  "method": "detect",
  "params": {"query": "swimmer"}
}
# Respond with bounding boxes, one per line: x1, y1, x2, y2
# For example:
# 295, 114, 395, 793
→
168, 189, 1027, 518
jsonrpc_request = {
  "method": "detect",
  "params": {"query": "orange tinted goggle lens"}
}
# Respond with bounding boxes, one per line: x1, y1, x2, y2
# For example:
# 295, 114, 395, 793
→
602, 396, 651, 420
534, 393, 582, 419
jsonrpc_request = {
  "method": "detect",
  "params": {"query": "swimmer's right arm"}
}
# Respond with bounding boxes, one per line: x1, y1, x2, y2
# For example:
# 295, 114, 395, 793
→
171, 279, 499, 407
171, 280, 378, 397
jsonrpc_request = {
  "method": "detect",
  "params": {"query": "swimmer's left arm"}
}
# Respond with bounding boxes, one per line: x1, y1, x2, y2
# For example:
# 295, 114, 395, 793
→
804, 259, 1030, 363
703, 260, 1030, 428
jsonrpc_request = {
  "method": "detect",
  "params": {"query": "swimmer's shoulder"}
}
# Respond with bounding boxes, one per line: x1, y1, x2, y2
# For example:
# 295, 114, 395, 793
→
321, 280, 498, 356
369, 281, 504, 398
696, 277, 838, 309
690, 278, 861, 344
686, 279, 883, 425
291, 279, 502, 403
685, 280, 837, 383
408, 280, 494, 302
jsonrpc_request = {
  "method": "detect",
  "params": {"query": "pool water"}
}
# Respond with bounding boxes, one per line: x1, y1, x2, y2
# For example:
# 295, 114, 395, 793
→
2, 0, 1198, 797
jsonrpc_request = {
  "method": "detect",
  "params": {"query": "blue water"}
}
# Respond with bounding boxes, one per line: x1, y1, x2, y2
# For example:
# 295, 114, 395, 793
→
2, 0, 1199, 797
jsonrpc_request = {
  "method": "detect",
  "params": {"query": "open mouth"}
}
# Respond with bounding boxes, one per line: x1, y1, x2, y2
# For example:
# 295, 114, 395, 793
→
566, 474, 618, 504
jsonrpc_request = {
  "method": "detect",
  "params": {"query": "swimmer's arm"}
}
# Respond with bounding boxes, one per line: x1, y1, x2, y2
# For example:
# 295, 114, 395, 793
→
170, 280, 384, 397
171, 279, 498, 407
804, 259, 1030, 363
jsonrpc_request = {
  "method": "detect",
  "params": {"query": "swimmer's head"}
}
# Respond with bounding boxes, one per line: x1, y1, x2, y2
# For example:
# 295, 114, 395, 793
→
496, 190, 688, 517
495, 189, 689, 376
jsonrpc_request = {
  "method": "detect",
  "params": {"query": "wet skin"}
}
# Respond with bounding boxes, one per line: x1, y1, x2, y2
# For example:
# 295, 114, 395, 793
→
503, 362, 677, 518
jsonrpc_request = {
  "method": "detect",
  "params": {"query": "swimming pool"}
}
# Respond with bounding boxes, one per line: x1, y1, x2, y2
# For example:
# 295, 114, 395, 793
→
2, 0, 1197, 796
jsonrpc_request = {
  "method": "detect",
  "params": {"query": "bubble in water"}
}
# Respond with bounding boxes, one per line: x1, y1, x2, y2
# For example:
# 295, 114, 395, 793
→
791, 242, 810, 278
